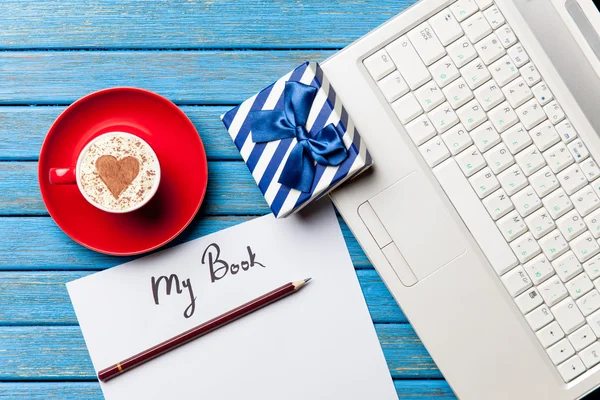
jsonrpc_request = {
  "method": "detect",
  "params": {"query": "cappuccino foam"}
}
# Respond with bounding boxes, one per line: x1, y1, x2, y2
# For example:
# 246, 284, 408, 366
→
79, 133, 159, 212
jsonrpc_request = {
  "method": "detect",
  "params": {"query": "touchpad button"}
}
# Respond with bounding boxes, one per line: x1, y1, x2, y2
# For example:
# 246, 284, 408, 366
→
369, 172, 466, 280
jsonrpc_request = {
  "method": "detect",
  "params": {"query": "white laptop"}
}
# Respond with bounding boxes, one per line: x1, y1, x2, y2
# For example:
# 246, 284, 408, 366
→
325, 0, 600, 398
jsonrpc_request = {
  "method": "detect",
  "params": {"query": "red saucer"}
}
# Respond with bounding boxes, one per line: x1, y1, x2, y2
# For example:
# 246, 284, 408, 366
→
38, 87, 208, 255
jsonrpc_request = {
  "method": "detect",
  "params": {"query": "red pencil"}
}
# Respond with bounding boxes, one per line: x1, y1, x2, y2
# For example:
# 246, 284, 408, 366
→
97, 278, 312, 382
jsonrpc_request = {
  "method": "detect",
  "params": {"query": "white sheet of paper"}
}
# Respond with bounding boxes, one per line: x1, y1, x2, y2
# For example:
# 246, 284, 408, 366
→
67, 202, 397, 400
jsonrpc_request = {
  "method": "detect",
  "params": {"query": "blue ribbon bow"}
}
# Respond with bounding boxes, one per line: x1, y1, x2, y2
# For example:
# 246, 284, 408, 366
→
249, 81, 348, 192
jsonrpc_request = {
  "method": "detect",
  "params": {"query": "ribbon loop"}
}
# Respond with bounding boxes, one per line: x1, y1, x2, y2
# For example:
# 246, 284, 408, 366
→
249, 81, 348, 192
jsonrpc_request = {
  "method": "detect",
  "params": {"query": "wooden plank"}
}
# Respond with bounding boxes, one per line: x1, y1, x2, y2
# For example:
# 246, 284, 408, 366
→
0, 106, 242, 161
0, 381, 456, 399
0, 381, 455, 399
0, 216, 371, 270
0, 51, 334, 104
0, 325, 441, 380
0, 270, 404, 325
0, 0, 415, 49
0, 161, 269, 216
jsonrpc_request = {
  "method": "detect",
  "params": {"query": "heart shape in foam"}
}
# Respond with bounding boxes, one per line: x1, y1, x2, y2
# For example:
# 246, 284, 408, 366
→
95, 155, 140, 199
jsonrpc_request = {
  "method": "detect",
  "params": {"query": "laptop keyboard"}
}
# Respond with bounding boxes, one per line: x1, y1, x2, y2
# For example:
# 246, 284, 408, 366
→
363, 0, 600, 383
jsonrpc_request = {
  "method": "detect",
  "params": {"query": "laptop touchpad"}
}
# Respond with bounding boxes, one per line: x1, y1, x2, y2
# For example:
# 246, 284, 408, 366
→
369, 172, 466, 280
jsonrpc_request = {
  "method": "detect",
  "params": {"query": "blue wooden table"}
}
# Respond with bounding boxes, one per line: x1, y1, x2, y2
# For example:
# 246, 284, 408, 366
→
0, 1, 456, 398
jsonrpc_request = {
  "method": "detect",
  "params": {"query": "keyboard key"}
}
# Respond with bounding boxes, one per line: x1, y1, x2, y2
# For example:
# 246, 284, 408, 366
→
502, 77, 533, 109
405, 114, 437, 145
433, 158, 518, 274
489, 55, 519, 86
507, 43, 530, 68
450, 0, 479, 22
414, 81, 445, 112
515, 287, 543, 313
557, 164, 587, 195
553, 251, 583, 282
572, 186, 600, 216
364, 49, 396, 80
539, 276, 569, 306
419, 136, 451, 167
461, 12, 492, 43
545, 101, 566, 125
584, 256, 600, 280
521, 63, 542, 87
497, 210, 528, 241
581, 159, 600, 182
429, 9, 464, 46
483, 188, 514, 219
475, 0, 494, 9
461, 58, 492, 89
456, 99, 487, 131
568, 139, 590, 163
532, 81, 553, 106
544, 142, 574, 173
530, 120, 560, 152
571, 232, 600, 262
537, 321, 565, 348
407, 22, 446, 66
543, 188, 574, 219
510, 232, 541, 263
443, 77, 474, 109
442, 123, 473, 155
512, 186, 542, 217
502, 265, 533, 296
585, 209, 600, 238
386, 37, 432, 90
469, 167, 499, 198
524, 254, 554, 284
377, 71, 410, 102
484, 143, 514, 173
525, 207, 555, 239
528, 304, 555, 331
579, 342, 600, 368
488, 101, 518, 133
474, 33, 506, 65
502, 123, 532, 154
429, 56, 460, 88
552, 297, 585, 334
529, 167, 559, 198
556, 119, 577, 143
456, 145, 487, 176
483, 5, 505, 29
566, 273, 594, 300
515, 145, 546, 176
498, 164, 528, 195
587, 309, 600, 337
556, 210, 586, 241
471, 121, 500, 152
569, 325, 596, 351
557, 355, 586, 382
547, 338, 575, 365
515, 98, 546, 130
428, 102, 459, 133
447, 36, 478, 68
474, 79, 505, 111
539, 229, 569, 261
392, 93, 423, 124
576, 289, 600, 316
496, 25, 518, 48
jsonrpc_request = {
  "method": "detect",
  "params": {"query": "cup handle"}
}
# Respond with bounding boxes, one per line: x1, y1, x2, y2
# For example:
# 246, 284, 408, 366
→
49, 168, 76, 184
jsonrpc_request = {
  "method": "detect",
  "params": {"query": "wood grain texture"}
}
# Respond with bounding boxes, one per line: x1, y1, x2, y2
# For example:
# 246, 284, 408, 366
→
0, 0, 416, 49
0, 381, 456, 399
0, 51, 334, 104
0, 106, 242, 161
1, 161, 269, 215
0, 270, 405, 325
0, 216, 370, 269
0, 325, 441, 380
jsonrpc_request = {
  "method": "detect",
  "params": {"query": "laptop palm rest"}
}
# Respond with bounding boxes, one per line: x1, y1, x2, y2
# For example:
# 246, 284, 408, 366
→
361, 171, 466, 285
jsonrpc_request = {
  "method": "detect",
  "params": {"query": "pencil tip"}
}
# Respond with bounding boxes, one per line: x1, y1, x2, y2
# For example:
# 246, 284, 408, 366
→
304, 277, 312, 283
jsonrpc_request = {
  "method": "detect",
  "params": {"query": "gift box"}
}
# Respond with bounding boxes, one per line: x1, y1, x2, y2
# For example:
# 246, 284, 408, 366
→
221, 62, 372, 218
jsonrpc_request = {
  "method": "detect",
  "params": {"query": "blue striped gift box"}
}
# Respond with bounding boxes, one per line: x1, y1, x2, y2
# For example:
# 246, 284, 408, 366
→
221, 61, 372, 218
